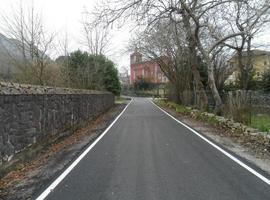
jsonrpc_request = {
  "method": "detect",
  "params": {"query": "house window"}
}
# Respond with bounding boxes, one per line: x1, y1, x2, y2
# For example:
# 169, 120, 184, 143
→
264, 61, 267, 66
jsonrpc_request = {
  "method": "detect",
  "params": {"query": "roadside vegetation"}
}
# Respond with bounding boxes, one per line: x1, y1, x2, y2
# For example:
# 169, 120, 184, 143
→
90, 0, 270, 138
251, 114, 270, 132
154, 98, 270, 154
0, 2, 121, 96
155, 98, 270, 133
59, 50, 121, 95
0, 0, 269, 145
91, 0, 270, 113
122, 77, 167, 97
115, 96, 131, 104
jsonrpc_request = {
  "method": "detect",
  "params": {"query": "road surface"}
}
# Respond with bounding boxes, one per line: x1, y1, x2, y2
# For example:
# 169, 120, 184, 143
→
37, 98, 270, 200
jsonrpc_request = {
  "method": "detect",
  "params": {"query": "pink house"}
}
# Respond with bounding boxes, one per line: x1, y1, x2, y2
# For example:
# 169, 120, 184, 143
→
130, 51, 168, 84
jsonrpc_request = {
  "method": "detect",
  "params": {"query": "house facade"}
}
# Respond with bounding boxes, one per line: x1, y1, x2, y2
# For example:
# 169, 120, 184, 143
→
130, 51, 168, 84
226, 49, 270, 84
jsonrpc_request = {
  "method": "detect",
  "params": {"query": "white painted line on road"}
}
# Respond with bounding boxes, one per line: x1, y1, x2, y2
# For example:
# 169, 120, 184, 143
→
36, 99, 133, 200
150, 100, 270, 186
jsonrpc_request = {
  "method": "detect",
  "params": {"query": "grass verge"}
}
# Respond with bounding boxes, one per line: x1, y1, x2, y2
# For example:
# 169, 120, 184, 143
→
115, 96, 131, 104
154, 98, 270, 153
251, 114, 270, 132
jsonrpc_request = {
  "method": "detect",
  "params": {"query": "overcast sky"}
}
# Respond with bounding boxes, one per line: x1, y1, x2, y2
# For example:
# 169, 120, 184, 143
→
0, 0, 133, 72
0, 0, 269, 73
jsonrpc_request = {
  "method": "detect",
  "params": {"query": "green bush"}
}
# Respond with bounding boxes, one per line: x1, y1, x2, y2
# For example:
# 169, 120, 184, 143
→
60, 50, 121, 95
261, 67, 270, 92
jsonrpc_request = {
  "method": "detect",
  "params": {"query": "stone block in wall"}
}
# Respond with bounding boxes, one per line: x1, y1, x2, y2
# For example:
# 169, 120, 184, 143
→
0, 89, 114, 167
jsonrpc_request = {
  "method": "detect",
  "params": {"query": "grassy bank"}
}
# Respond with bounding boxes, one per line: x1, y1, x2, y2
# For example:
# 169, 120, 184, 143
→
115, 96, 131, 104
154, 99, 270, 134
251, 114, 270, 132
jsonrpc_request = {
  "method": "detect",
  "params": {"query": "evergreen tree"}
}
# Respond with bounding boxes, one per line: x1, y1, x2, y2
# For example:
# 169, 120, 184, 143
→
60, 50, 121, 95
261, 68, 270, 92
102, 59, 121, 96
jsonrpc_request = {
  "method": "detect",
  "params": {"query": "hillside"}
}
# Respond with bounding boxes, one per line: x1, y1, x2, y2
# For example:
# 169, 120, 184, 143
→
0, 33, 24, 78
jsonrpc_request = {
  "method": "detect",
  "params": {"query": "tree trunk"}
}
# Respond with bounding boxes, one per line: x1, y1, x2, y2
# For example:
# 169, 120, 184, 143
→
245, 36, 253, 90
237, 50, 245, 89
204, 53, 223, 113
190, 59, 209, 109
208, 64, 223, 113
188, 41, 208, 110
197, 42, 223, 113
182, 12, 208, 110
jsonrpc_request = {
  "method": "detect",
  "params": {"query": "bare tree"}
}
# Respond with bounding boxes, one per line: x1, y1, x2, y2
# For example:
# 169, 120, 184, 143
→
91, 0, 211, 108
129, 20, 193, 104
82, 12, 111, 56
56, 30, 72, 87
208, 0, 270, 89
90, 0, 270, 112
0, 0, 55, 85
173, 0, 243, 112
212, 47, 234, 91
172, 0, 269, 111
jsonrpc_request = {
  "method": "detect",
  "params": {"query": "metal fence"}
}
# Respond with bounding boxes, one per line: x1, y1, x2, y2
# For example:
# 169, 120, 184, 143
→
171, 89, 270, 132
222, 90, 270, 132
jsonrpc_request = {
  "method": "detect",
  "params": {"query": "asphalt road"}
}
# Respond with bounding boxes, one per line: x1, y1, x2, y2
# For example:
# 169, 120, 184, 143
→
38, 98, 270, 200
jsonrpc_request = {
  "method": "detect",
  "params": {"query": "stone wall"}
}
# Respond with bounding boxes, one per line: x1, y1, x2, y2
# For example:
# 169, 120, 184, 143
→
0, 83, 114, 166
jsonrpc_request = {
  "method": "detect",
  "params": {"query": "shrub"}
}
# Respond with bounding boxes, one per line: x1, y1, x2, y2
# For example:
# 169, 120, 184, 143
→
261, 67, 270, 92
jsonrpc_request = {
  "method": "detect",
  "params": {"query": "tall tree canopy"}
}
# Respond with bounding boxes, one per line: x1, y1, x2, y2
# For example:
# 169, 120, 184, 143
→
91, 0, 270, 112
61, 50, 121, 95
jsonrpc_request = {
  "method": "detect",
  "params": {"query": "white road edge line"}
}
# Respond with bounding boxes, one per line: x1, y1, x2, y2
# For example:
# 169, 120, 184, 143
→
150, 99, 270, 185
36, 99, 133, 200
